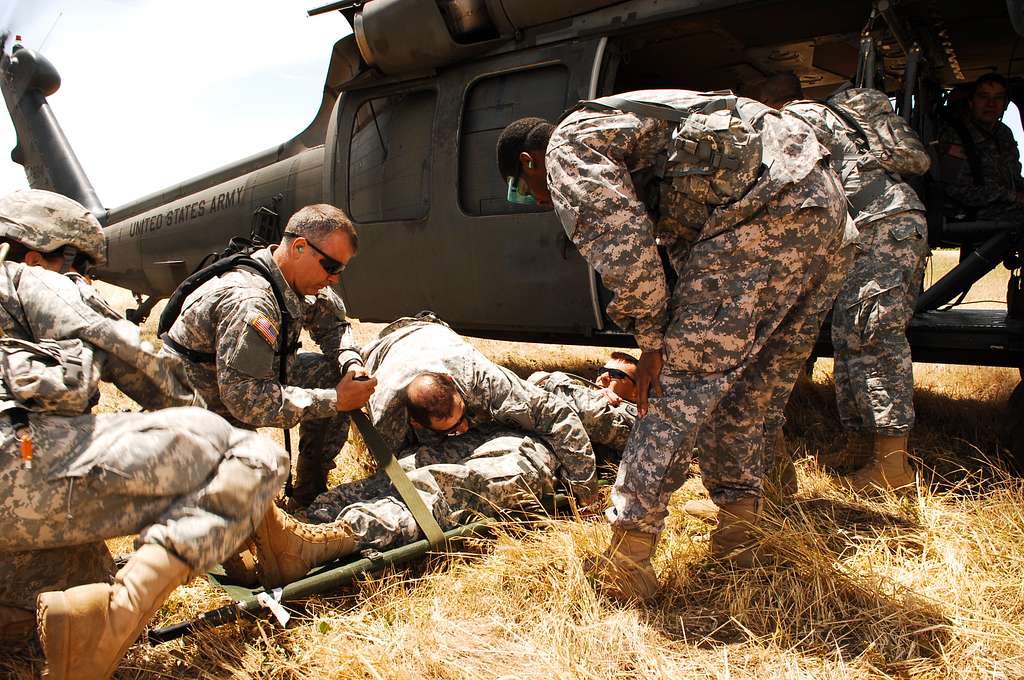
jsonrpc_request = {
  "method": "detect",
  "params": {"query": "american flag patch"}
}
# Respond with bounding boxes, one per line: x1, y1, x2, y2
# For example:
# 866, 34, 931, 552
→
249, 313, 279, 346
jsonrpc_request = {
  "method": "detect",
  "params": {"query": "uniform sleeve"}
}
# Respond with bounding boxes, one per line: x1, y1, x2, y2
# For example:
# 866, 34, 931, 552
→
306, 287, 363, 374
13, 267, 198, 407
214, 291, 337, 428
939, 126, 1016, 208
546, 117, 669, 351
472, 363, 597, 496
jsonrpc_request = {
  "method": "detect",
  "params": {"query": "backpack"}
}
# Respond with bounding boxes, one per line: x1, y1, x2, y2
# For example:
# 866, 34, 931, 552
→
157, 238, 298, 364
824, 88, 931, 177
0, 337, 100, 416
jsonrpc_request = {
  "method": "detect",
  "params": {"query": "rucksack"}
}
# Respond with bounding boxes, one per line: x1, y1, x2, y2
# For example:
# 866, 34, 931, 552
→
824, 88, 931, 177
157, 237, 298, 364
0, 337, 100, 416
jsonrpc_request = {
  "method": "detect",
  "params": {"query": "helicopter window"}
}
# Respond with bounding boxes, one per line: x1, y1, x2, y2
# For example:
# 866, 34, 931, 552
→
349, 90, 437, 222
459, 65, 569, 216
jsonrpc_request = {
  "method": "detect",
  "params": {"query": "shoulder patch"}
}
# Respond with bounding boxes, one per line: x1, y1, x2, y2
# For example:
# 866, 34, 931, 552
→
249, 312, 279, 347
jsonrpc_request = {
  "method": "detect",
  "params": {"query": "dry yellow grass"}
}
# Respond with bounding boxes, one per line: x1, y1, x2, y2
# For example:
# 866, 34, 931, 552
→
2, 250, 1023, 679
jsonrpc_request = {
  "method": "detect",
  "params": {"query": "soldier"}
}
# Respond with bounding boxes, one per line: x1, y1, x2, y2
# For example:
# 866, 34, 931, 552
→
938, 73, 1024, 223
161, 204, 377, 507
0, 190, 358, 680
265, 315, 599, 585
497, 89, 854, 600
746, 73, 930, 493
528, 352, 638, 460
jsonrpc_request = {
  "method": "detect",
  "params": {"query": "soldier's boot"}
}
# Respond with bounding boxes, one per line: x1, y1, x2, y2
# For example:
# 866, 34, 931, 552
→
0, 605, 35, 641
594, 528, 660, 602
844, 435, 916, 492
220, 544, 259, 587
682, 498, 719, 520
765, 426, 798, 502
253, 504, 356, 589
289, 456, 329, 510
710, 497, 764, 568
36, 544, 189, 680
823, 430, 873, 472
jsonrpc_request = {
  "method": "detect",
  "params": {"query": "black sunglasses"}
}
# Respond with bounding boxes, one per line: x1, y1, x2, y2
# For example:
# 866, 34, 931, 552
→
435, 410, 473, 437
601, 367, 635, 383
297, 237, 346, 275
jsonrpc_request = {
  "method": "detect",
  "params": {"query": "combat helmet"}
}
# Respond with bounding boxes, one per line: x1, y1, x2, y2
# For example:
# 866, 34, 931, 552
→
0, 189, 106, 267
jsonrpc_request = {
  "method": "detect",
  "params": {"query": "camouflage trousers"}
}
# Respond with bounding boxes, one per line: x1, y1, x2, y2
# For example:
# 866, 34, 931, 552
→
0, 407, 287, 573
305, 427, 557, 552
290, 352, 351, 482
610, 167, 853, 533
832, 211, 928, 436
0, 542, 113, 624
528, 371, 637, 462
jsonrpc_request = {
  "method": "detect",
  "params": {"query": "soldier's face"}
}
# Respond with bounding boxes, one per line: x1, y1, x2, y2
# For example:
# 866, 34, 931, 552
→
292, 231, 355, 295
596, 358, 637, 402
426, 395, 470, 436
970, 82, 1009, 127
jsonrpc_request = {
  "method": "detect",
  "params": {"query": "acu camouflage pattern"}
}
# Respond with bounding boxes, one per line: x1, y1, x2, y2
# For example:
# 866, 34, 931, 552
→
783, 101, 928, 436
0, 261, 288, 575
527, 370, 636, 462
0, 189, 107, 265
938, 118, 1024, 221
361, 317, 596, 497
305, 426, 557, 551
547, 90, 855, 532
826, 88, 932, 178
163, 245, 362, 474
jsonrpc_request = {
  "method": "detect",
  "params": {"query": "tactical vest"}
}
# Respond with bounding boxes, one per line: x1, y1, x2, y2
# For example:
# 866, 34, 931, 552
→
0, 337, 100, 416
566, 92, 765, 242
824, 88, 931, 178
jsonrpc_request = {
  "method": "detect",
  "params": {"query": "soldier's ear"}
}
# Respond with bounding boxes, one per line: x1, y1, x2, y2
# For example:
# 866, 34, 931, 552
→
518, 151, 534, 174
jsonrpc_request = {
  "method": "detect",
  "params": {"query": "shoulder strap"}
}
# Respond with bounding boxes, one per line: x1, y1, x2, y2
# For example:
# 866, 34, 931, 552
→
820, 100, 871, 148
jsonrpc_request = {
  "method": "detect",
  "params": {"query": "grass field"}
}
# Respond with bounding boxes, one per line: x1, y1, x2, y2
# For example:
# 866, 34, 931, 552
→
2, 249, 1023, 679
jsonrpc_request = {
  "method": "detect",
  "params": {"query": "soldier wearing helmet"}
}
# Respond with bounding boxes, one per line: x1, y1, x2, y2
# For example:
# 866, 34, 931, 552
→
0, 189, 106, 275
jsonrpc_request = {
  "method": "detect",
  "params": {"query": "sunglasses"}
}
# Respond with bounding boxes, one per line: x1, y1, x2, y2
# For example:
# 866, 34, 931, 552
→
303, 238, 346, 276
506, 176, 536, 205
434, 410, 474, 437
601, 367, 635, 383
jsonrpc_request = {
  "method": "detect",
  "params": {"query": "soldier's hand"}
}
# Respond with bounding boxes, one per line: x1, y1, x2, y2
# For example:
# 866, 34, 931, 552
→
336, 371, 377, 411
635, 349, 664, 418
345, 364, 371, 380
599, 386, 623, 406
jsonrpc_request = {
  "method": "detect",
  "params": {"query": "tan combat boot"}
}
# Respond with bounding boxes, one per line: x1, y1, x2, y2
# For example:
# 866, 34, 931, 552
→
221, 545, 259, 587
594, 527, 660, 602
710, 497, 764, 568
682, 498, 719, 520
844, 435, 916, 492
37, 544, 190, 680
765, 426, 798, 502
254, 504, 356, 588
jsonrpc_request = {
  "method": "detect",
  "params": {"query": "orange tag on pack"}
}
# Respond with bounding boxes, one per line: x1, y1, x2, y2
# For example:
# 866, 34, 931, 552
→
20, 432, 32, 469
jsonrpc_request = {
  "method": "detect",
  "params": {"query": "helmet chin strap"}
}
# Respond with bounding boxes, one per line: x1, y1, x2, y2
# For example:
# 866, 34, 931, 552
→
60, 246, 78, 274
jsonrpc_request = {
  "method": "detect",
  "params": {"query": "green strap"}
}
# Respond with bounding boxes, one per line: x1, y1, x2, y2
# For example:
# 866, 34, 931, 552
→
349, 410, 447, 548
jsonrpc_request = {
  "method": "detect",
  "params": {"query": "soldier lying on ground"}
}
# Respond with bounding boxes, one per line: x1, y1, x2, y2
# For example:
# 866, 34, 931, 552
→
0, 190, 333, 680
528, 351, 638, 461
161, 204, 376, 507
497, 88, 854, 601
244, 315, 600, 589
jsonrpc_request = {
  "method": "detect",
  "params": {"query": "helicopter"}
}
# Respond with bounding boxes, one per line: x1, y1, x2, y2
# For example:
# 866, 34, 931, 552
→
4, 0, 1024, 453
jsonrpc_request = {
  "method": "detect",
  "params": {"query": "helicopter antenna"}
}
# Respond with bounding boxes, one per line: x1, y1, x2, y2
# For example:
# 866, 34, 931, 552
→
38, 9, 62, 52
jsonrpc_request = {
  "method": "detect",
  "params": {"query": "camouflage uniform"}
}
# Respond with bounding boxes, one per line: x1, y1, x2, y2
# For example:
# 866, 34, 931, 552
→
163, 246, 362, 488
0, 262, 288, 578
782, 100, 929, 437
305, 318, 596, 546
938, 117, 1024, 222
306, 425, 556, 550
527, 370, 636, 463
546, 90, 855, 532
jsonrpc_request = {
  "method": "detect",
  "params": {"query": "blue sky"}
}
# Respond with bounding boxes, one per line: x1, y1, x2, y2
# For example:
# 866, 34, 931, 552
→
1, 1, 1022, 210
0, 0, 350, 207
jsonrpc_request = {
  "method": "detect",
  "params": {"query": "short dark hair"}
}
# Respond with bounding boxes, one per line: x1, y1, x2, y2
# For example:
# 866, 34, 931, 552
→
496, 117, 555, 180
403, 372, 459, 428
282, 204, 358, 251
748, 72, 804, 108
609, 351, 638, 367
973, 73, 1009, 97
